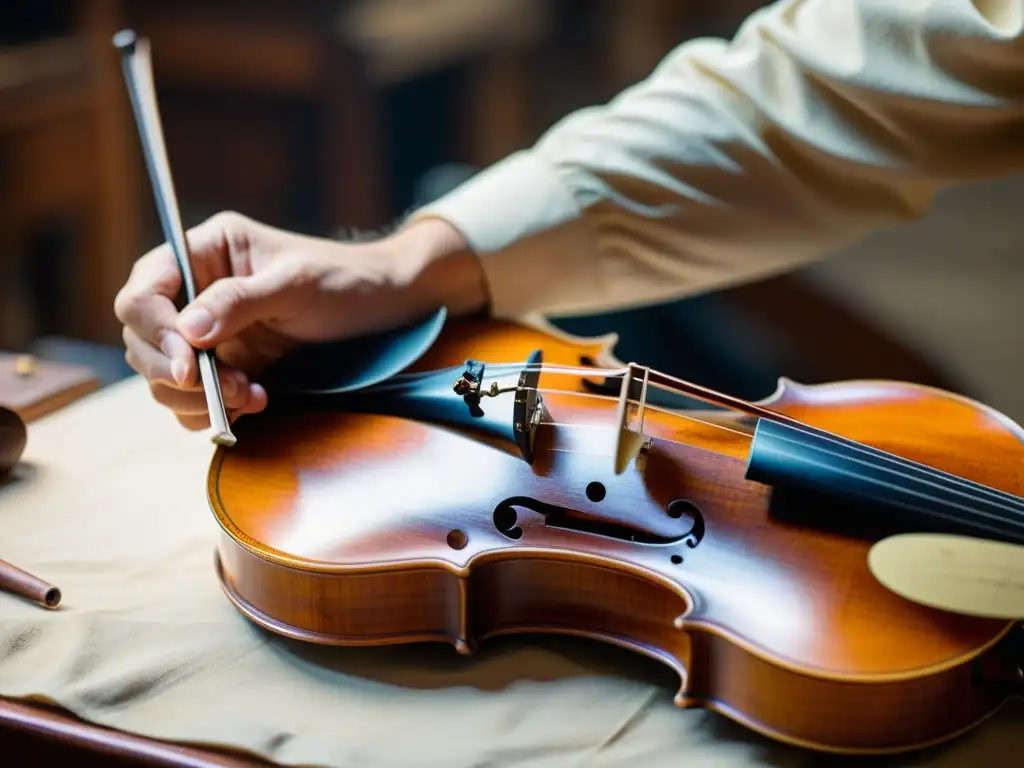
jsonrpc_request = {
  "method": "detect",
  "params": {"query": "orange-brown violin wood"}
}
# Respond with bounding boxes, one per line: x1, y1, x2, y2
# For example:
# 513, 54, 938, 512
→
208, 318, 1024, 756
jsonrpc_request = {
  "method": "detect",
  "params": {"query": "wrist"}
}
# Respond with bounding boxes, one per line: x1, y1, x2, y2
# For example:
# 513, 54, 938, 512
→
385, 216, 491, 318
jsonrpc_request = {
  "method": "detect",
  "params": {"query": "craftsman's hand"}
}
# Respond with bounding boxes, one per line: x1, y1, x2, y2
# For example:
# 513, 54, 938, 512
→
114, 211, 487, 431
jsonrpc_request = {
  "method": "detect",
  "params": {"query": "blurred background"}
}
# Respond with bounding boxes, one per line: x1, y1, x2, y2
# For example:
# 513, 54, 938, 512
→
1, 0, 1020, 422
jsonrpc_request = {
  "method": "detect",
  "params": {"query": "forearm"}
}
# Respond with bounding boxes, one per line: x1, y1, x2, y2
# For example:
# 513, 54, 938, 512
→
410, 0, 1024, 319
382, 217, 492, 319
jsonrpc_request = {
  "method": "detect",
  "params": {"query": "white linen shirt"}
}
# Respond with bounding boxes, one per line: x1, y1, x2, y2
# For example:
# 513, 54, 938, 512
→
412, 0, 1024, 319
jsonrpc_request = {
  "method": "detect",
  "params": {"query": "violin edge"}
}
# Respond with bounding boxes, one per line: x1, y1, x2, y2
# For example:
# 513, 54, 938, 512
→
212, 534, 1021, 756
758, 376, 1024, 444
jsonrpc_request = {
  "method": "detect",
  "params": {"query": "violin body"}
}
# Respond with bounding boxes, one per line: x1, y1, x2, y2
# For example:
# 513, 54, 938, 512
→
207, 317, 1024, 755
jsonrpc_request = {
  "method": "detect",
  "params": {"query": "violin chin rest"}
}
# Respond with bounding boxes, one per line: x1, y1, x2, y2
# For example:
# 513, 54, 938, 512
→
868, 533, 1024, 620
257, 306, 448, 395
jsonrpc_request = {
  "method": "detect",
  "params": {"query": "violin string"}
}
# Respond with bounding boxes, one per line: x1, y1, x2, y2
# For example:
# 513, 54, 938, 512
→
398, 363, 1024, 522
289, 358, 1024, 538
435, 361, 1024, 540
481, 362, 627, 377
339, 360, 1024, 529
525, 386, 756, 440
516, 389, 1024, 539
474, 362, 1024, 512
390, 362, 623, 382
495, 382, 1024, 534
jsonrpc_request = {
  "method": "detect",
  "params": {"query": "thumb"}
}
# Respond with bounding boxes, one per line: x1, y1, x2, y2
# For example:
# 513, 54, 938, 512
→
177, 270, 287, 347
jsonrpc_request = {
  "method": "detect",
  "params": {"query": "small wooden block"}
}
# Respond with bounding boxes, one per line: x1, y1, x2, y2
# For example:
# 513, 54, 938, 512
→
0, 353, 100, 422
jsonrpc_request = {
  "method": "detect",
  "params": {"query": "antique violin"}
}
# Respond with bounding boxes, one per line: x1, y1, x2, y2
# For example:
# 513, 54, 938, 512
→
204, 314, 1023, 756
115, 31, 1024, 758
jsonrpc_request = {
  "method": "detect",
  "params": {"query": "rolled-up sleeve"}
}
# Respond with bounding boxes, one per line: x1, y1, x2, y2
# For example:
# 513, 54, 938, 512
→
411, 0, 1024, 319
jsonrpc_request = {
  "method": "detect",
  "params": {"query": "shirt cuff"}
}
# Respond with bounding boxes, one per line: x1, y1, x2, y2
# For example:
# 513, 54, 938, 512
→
409, 150, 603, 319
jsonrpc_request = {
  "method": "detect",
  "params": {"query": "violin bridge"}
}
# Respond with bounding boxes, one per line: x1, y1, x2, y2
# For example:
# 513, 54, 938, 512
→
512, 351, 546, 465
614, 363, 652, 475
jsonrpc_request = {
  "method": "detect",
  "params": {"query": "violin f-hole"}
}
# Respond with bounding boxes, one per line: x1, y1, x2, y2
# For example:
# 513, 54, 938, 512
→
666, 499, 706, 548
491, 494, 705, 546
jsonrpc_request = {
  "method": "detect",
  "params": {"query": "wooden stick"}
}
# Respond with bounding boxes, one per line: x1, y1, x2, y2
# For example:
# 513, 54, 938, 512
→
112, 29, 236, 447
0, 558, 61, 609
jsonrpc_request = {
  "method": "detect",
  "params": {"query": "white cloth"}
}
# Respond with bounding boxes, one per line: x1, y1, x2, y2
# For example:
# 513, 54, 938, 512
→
412, 0, 1024, 319
0, 377, 1022, 767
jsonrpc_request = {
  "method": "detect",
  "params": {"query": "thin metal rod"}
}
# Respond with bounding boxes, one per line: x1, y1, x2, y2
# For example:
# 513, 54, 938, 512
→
113, 29, 235, 447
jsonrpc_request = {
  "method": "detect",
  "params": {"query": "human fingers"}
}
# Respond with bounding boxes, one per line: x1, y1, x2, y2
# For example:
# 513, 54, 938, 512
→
177, 261, 307, 349
115, 244, 190, 377
166, 383, 269, 432
123, 325, 197, 388
116, 213, 257, 381
147, 368, 252, 415
176, 413, 213, 432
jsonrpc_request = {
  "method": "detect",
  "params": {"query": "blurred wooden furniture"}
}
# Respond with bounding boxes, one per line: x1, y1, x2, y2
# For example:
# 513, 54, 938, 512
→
0, 1, 139, 350
1, 0, 385, 350
0, 352, 99, 423
0, 0, 558, 355
124, 0, 387, 236
342, 0, 550, 168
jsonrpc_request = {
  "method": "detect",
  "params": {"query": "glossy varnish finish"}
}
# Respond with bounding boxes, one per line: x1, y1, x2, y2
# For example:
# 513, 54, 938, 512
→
208, 318, 1024, 755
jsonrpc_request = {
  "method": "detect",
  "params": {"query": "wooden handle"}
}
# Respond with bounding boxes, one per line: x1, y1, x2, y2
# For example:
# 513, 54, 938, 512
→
113, 29, 236, 447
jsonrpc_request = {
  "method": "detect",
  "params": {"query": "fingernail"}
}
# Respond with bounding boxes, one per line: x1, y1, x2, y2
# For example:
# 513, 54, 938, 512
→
180, 307, 213, 339
170, 358, 188, 385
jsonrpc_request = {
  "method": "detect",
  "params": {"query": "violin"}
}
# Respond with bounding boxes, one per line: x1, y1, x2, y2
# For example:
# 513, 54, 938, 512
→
206, 314, 1024, 756
114, 30, 1024, 758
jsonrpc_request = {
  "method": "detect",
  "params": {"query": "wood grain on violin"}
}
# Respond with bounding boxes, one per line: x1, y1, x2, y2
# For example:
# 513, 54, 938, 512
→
206, 317, 1024, 756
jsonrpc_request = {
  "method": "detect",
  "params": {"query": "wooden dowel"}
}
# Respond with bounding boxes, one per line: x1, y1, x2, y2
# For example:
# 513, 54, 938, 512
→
0, 558, 62, 609
112, 29, 236, 447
